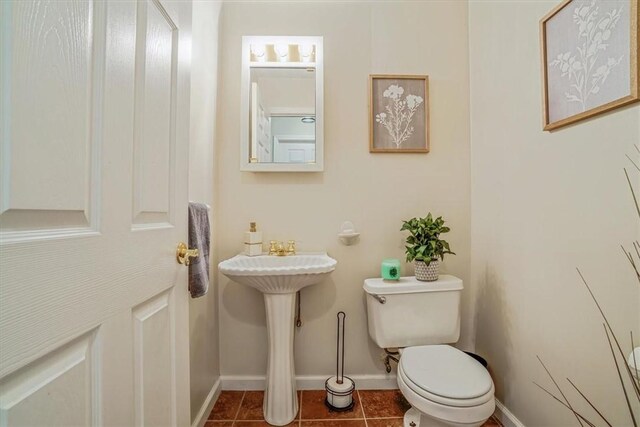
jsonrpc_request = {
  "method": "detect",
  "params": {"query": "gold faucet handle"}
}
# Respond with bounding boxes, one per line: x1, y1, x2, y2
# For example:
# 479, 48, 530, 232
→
287, 240, 296, 255
273, 241, 287, 256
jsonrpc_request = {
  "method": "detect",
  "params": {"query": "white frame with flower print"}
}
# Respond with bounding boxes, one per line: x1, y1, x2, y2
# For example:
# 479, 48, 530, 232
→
540, 0, 639, 131
369, 75, 430, 153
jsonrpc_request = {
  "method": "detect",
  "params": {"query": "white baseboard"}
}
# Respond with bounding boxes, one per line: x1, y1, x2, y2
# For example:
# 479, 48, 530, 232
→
220, 374, 397, 391
220, 375, 265, 391
494, 399, 525, 427
191, 377, 222, 427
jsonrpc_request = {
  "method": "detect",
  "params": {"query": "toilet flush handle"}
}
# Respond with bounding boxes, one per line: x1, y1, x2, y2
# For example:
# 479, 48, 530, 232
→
371, 294, 386, 304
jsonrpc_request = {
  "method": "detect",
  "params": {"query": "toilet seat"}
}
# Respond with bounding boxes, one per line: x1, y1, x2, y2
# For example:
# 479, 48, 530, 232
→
398, 363, 495, 426
396, 345, 495, 426
399, 345, 494, 408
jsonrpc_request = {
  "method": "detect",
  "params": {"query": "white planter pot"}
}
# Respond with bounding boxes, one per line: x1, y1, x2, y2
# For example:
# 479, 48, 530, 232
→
414, 259, 440, 282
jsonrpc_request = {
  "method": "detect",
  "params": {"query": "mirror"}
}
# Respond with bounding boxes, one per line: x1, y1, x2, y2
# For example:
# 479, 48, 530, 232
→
241, 36, 324, 172
250, 68, 316, 164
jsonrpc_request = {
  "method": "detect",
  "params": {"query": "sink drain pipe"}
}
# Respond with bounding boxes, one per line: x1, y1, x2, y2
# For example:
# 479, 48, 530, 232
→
296, 291, 302, 327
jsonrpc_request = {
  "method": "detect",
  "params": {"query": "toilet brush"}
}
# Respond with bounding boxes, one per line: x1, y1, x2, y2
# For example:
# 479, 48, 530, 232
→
325, 311, 355, 411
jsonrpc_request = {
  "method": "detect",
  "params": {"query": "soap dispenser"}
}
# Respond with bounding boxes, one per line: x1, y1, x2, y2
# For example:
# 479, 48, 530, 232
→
244, 222, 263, 256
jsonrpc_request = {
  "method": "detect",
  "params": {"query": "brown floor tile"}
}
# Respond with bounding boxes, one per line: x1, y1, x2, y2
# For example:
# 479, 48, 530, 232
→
366, 418, 404, 427
482, 415, 503, 426
236, 390, 302, 421
237, 391, 265, 420
235, 422, 298, 427
366, 413, 499, 427
300, 390, 363, 420
300, 421, 366, 427
208, 391, 244, 420
207, 389, 502, 427
358, 390, 410, 418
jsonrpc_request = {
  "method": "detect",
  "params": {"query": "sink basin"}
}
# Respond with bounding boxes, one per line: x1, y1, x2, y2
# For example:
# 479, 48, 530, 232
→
218, 253, 337, 293
218, 252, 337, 426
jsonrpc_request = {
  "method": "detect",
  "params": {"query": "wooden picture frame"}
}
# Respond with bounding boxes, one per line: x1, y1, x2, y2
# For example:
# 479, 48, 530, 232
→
540, 0, 639, 131
369, 74, 429, 153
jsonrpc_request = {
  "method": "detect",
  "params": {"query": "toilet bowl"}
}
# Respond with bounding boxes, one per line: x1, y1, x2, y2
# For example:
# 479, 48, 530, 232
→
397, 345, 495, 427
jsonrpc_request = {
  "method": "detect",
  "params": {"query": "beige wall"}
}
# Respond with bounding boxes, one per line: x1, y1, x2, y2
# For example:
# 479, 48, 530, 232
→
216, 1, 471, 379
189, 0, 222, 422
469, 1, 640, 425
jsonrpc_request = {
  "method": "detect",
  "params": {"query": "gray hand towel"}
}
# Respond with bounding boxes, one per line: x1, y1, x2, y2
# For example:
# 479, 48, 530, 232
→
188, 202, 210, 298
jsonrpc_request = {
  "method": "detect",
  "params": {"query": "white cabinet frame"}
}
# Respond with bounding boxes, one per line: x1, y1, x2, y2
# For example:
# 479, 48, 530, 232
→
240, 36, 324, 172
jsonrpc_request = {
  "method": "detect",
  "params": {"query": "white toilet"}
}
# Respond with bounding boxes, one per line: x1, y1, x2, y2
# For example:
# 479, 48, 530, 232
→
364, 276, 495, 427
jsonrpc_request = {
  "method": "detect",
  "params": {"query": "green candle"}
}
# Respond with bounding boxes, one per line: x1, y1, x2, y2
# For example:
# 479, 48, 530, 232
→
381, 259, 401, 280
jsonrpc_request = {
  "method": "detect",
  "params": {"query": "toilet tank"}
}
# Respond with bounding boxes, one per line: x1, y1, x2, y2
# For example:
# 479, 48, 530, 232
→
364, 275, 463, 349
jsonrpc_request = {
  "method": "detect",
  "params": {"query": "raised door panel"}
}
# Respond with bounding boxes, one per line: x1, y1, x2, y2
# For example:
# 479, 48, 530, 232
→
133, 291, 174, 427
0, 0, 103, 240
0, 331, 99, 426
132, 0, 177, 229
257, 104, 271, 162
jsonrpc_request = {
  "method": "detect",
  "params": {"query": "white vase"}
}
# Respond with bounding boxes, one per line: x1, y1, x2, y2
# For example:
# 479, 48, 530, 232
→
414, 259, 440, 281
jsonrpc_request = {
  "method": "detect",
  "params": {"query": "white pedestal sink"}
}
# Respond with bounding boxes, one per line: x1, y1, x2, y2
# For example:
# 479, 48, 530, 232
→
218, 253, 337, 426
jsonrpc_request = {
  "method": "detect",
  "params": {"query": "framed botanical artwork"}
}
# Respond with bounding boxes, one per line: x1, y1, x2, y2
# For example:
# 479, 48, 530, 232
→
540, 0, 639, 131
369, 75, 429, 153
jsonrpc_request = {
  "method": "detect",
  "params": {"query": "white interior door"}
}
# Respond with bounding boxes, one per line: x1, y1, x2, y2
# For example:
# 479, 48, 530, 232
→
0, 1, 192, 426
251, 82, 272, 162
273, 136, 316, 163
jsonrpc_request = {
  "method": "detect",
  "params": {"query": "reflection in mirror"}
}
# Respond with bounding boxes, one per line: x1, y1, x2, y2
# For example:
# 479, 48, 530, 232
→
250, 68, 316, 164
241, 36, 323, 172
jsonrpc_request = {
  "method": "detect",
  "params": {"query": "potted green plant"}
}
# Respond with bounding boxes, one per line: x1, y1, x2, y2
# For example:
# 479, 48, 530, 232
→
401, 213, 455, 281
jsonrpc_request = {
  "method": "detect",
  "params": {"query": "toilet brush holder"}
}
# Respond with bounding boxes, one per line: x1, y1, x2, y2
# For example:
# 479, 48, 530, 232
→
325, 311, 356, 411
325, 375, 355, 411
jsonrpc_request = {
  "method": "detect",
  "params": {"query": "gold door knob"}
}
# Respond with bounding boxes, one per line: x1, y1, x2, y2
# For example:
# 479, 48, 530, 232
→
176, 242, 199, 266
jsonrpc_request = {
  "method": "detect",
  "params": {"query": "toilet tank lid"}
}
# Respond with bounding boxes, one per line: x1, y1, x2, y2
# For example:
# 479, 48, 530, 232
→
363, 275, 463, 295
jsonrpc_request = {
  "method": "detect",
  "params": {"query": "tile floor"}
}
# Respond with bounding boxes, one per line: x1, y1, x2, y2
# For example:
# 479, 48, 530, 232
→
205, 389, 502, 427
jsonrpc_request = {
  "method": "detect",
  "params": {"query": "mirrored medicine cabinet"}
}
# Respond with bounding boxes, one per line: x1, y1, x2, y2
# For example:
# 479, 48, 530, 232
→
240, 36, 324, 172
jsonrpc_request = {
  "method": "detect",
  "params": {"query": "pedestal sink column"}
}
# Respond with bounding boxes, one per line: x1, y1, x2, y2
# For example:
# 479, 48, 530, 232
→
263, 292, 298, 426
